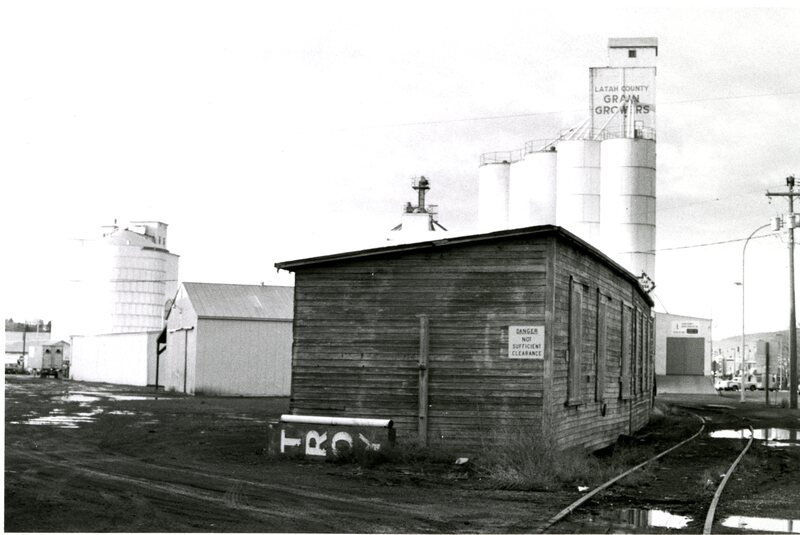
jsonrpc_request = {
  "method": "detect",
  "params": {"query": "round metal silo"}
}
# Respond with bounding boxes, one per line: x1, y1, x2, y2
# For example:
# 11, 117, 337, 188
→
78, 226, 179, 335
599, 137, 656, 278
555, 140, 602, 245
478, 156, 511, 232
508, 148, 557, 228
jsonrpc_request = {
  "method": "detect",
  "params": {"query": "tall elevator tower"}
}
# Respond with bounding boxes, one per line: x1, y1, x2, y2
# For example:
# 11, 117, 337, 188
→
595, 38, 658, 280
477, 37, 658, 281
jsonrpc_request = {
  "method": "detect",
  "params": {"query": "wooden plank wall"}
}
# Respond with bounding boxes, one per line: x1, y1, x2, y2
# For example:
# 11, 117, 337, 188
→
549, 240, 654, 451
291, 240, 550, 451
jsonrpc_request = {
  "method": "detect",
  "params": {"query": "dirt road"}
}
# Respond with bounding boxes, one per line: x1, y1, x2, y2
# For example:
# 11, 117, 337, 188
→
4, 376, 571, 532
5, 376, 800, 533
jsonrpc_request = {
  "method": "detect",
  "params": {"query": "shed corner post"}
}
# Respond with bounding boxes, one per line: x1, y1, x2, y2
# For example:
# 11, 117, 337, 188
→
418, 314, 430, 446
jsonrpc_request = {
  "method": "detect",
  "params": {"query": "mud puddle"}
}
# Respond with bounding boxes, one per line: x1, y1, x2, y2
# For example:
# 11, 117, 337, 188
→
567, 507, 693, 532
57, 391, 174, 403
709, 428, 800, 446
721, 515, 800, 533
11, 408, 104, 429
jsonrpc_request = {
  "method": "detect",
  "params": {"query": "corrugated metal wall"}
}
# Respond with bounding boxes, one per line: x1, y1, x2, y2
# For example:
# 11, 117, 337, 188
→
194, 318, 292, 396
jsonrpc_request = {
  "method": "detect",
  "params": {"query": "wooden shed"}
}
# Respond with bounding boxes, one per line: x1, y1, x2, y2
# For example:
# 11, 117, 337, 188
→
276, 225, 654, 452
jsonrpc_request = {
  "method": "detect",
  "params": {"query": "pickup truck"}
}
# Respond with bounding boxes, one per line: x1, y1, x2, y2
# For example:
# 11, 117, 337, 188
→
715, 375, 759, 391
715, 378, 740, 391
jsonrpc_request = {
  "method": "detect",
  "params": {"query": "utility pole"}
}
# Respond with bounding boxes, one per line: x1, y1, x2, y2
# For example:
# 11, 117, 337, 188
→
767, 175, 798, 409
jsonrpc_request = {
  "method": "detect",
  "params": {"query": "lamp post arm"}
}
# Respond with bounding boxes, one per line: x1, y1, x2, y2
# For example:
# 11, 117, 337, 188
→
741, 223, 771, 402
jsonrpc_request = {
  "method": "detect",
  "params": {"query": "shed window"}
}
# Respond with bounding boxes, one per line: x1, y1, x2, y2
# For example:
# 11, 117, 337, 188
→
596, 294, 608, 402
628, 49, 637, 58
568, 278, 583, 406
620, 304, 632, 400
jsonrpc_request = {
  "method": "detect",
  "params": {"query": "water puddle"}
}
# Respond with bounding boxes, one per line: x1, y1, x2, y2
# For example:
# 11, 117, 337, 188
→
574, 508, 692, 532
60, 394, 103, 403
57, 391, 163, 403
135, 420, 160, 426
709, 428, 799, 441
13, 408, 104, 429
722, 515, 800, 533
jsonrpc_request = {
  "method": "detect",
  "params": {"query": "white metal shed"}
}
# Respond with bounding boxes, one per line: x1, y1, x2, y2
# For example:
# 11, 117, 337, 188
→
163, 282, 293, 396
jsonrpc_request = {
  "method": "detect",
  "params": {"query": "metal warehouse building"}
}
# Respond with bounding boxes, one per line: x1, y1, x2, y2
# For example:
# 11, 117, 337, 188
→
163, 282, 293, 396
654, 312, 714, 394
276, 225, 654, 452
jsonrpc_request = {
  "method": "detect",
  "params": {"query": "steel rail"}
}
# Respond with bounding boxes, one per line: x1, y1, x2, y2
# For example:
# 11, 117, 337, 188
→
541, 412, 706, 532
702, 426, 755, 534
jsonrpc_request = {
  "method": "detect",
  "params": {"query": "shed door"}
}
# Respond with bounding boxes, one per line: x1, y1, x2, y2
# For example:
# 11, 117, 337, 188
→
665, 337, 704, 375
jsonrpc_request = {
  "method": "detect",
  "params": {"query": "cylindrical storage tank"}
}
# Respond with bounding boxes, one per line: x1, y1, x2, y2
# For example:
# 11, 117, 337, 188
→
508, 148, 557, 228
556, 140, 602, 246
600, 137, 656, 279
75, 229, 179, 335
478, 160, 511, 232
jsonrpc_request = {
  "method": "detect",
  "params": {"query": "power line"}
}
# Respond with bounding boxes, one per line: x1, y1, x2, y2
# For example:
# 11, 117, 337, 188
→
622, 233, 778, 255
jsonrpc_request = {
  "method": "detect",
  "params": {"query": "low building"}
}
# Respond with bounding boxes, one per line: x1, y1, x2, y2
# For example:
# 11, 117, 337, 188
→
70, 332, 160, 386
5, 319, 52, 367
654, 313, 714, 394
163, 283, 293, 396
276, 225, 655, 452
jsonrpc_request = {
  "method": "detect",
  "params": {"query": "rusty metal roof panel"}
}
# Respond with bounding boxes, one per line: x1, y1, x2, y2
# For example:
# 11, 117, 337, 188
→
182, 283, 293, 321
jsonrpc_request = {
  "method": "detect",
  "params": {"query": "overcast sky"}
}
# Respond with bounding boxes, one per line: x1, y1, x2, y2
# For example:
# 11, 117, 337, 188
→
3, 2, 800, 340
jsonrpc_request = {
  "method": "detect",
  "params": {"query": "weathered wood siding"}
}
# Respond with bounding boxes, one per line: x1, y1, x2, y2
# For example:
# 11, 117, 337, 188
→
291, 240, 551, 450
549, 240, 654, 451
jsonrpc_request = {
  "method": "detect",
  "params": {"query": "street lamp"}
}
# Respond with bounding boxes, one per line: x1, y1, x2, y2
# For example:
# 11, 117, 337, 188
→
739, 224, 771, 403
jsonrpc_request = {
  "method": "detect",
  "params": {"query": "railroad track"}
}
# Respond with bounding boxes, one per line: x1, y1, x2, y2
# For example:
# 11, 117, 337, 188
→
541, 413, 756, 534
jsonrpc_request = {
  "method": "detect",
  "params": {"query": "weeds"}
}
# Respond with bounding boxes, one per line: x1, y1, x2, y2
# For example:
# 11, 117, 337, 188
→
698, 466, 727, 493
475, 428, 602, 491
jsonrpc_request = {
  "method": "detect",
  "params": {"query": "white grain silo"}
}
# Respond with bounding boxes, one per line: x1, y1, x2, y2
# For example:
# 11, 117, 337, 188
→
508, 146, 558, 228
600, 137, 656, 278
555, 139, 602, 246
76, 221, 179, 335
478, 153, 512, 232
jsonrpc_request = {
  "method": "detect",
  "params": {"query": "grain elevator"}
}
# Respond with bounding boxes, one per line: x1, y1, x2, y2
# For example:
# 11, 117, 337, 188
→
73, 221, 179, 334
69, 221, 179, 387
478, 37, 657, 280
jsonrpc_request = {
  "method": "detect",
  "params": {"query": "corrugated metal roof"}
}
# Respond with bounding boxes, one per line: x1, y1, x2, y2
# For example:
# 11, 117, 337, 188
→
182, 283, 293, 320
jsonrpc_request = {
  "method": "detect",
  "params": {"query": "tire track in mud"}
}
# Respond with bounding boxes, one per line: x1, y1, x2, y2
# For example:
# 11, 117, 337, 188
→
11, 446, 454, 531
13, 448, 316, 524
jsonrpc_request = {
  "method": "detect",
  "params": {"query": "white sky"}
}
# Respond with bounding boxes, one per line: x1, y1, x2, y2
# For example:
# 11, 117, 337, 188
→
3, 1, 800, 340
